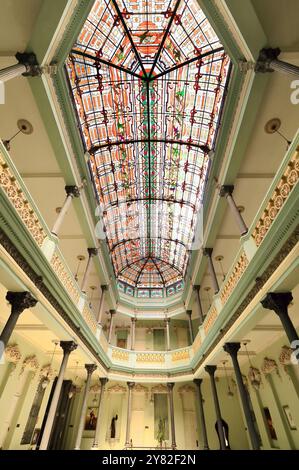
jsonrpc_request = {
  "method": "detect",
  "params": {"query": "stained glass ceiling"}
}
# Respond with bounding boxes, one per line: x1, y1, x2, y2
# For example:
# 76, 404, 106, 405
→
66, 0, 230, 291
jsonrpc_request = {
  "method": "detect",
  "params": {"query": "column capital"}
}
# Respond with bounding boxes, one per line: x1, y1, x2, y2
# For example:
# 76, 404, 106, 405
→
186, 310, 192, 318
193, 284, 201, 292
165, 317, 170, 324
15, 51, 41, 77
85, 364, 97, 376
65, 185, 80, 198
6, 291, 37, 314
60, 340, 77, 354
255, 47, 281, 73
203, 247, 213, 257
131, 316, 137, 323
167, 382, 175, 391
205, 365, 217, 377
87, 247, 98, 257
219, 185, 234, 197
193, 378, 203, 389
101, 285, 108, 292
100, 377, 108, 387
223, 342, 241, 358
110, 309, 116, 316
127, 381, 135, 389
261, 292, 293, 315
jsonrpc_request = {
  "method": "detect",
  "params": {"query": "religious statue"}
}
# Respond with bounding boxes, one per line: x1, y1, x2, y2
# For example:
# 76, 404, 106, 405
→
110, 414, 118, 438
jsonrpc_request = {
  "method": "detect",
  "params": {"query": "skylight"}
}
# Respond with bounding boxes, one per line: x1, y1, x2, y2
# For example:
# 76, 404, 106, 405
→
66, 0, 230, 293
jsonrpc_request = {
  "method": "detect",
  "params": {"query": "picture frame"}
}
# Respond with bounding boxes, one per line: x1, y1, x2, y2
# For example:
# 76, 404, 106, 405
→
283, 405, 297, 430
84, 407, 98, 431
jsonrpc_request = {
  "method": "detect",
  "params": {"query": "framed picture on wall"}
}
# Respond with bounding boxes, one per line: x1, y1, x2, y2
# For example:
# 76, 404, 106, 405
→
84, 407, 98, 431
283, 405, 297, 430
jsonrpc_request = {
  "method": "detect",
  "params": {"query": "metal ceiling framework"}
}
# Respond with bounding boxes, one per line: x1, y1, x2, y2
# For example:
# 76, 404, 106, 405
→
66, 0, 230, 292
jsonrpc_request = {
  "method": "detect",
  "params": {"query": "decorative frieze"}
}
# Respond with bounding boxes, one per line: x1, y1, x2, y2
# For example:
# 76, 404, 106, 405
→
51, 253, 80, 304
253, 149, 299, 246
111, 349, 129, 362
107, 384, 127, 394
0, 151, 46, 246
133, 383, 148, 393
204, 306, 218, 335
171, 349, 190, 362
136, 353, 165, 363
220, 251, 249, 305
151, 384, 168, 394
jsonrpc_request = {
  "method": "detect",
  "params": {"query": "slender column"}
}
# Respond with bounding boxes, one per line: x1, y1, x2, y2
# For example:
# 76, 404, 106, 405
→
261, 292, 297, 344
204, 365, 226, 450
193, 379, 209, 450
108, 309, 116, 344
256, 48, 299, 77
219, 185, 248, 236
81, 248, 98, 293
165, 318, 171, 351
125, 382, 135, 447
51, 186, 80, 237
92, 378, 108, 449
0, 292, 37, 348
193, 285, 204, 324
74, 364, 97, 450
130, 317, 136, 350
167, 383, 176, 449
224, 343, 260, 450
39, 341, 77, 450
203, 248, 219, 294
186, 310, 194, 344
0, 52, 40, 82
97, 285, 108, 324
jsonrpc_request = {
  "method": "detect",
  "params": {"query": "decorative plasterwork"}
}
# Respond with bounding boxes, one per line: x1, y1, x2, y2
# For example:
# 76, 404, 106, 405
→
107, 384, 127, 394
204, 305, 218, 335
261, 357, 280, 377
82, 302, 97, 334
253, 149, 299, 246
111, 349, 129, 362
5, 344, 21, 363
133, 383, 148, 394
220, 251, 249, 305
90, 384, 101, 394
39, 364, 54, 380
136, 353, 165, 363
151, 384, 168, 394
279, 345, 292, 367
19, 355, 40, 376
51, 253, 80, 305
0, 151, 46, 246
178, 384, 195, 394
248, 366, 262, 390
192, 333, 202, 354
171, 349, 190, 362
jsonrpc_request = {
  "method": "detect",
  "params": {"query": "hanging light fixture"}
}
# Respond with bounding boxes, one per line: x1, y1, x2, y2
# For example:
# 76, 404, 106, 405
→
204, 286, 211, 308
74, 255, 85, 282
243, 340, 261, 390
68, 361, 79, 399
264, 118, 291, 150
41, 339, 59, 389
215, 255, 226, 281
222, 360, 234, 398
3, 119, 34, 151
89, 285, 97, 308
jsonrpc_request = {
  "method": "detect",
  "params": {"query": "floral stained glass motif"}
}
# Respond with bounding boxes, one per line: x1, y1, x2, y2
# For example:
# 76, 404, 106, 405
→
67, 0, 230, 290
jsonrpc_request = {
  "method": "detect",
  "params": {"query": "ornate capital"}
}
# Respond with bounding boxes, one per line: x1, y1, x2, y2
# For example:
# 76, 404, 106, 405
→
65, 185, 80, 198
127, 381, 135, 389
223, 342, 240, 358
100, 377, 108, 387
255, 47, 281, 73
193, 285, 200, 292
131, 316, 137, 323
186, 310, 192, 318
164, 317, 170, 324
219, 185, 234, 198
87, 247, 98, 257
110, 309, 116, 316
203, 247, 213, 258
85, 364, 97, 376
101, 285, 108, 292
167, 382, 175, 391
193, 378, 203, 389
60, 340, 77, 355
6, 291, 37, 314
15, 51, 41, 77
261, 292, 293, 316
205, 365, 217, 377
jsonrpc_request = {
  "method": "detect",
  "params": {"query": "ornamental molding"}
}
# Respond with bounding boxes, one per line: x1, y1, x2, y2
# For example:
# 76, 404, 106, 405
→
252, 150, 299, 246
136, 353, 165, 363
279, 345, 292, 366
178, 384, 195, 394
39, 364, 54, 381
203, 305, 218, 335
5, 343, 21, 363
171, 349, 190, 362
261, 357, 280, 377
112, 349, 129, 362
90, 384, 101, 394
220, 251, 249, 305
151, 384, 168, 394
19, 355, 40, 376
133, 383, 148, 393
107, 384, 127, 394
0, 151, 46, 246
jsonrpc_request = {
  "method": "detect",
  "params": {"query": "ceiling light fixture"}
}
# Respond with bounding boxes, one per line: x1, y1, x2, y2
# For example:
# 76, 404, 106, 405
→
243, 340, 261, 390
215, 255, 226, 281
222, 360, 234, 398
3, 119, 33, 151
74, 255, 85, 282
264, 118, 291, 149
204, 286, 211, 307
41, 339, 59, 389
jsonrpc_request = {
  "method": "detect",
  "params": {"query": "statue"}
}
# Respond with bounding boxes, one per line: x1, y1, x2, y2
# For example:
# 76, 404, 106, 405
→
110, 414, 118, 438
